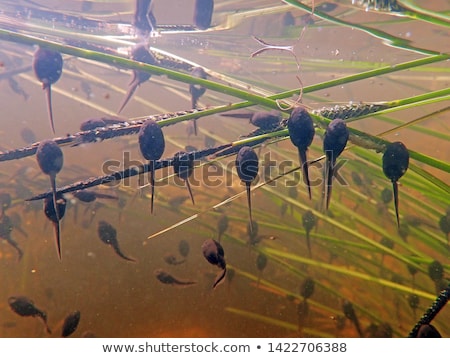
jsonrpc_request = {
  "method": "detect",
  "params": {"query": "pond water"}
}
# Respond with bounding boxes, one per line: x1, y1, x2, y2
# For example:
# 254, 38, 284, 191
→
0, 0, 448, 338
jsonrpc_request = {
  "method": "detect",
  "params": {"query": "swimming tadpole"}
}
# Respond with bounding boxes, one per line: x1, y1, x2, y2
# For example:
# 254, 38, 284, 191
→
154, 269, 196, 286
117, 44, 158, 114
32, 47, 63, 134
8, 296, 52, 334
287, 107, 315, 200
201, 239, 226, 289
302, 210, 317, 257
43, 193, 66, 261
322, 118, 349, 211
97, 220, 136, 262
138, 119, 165, 213
0, 214, 24, 261
236, 146, 259, 234
172, 151, 196, 205
382, 141, 409, 228
189, 66, 208, 135
61, 310, 81, 337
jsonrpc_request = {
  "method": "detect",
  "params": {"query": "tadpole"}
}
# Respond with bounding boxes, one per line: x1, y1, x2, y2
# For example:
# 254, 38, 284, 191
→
202, 238, 226, 288
287, 107, 315, 200
382, 142, 409, 228
236, 146, 259, 234
172, 151, 195, 205
302, 210, 316, 257
32, 47, 63, 134
97, 220, 135, 262
138, 119, 165, 213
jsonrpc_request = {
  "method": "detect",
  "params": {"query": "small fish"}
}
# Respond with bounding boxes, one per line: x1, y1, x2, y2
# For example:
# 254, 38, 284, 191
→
172, 151, 195, 205
138, 119, 165, 213
201, 238, 226, 288
8, 296, 52, 334
178, 239, 190, 258
36, 140, 64, 259
118, 45, 157, 114
43, 194, 67, 260
235, 146, 259, 234
32, 47, 63, 134
163, 253, 185, 265
73, 190, 118, 203
382, 141, 409, 228
287, 107, 315, 199
97, 220, 135, 262
302, 210, 316, 257
154, 269, 196, 286
61, 310, 81, 337
193, 0, 214, 30
322, 118, 349, 211
0, 214, 24, 261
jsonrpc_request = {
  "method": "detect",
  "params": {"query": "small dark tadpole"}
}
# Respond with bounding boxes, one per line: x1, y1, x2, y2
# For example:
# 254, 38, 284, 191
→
43, 193, 67, 260
97, 220, 136, 262
61, 310, 81, 337
36, 140, 64, 258
163, 253, 185, 265
217, 214, 229, 242
0, 215, 24, 261
194, 0, 214, 30
73, 190, 118, 203
138, 119, 165, 213
322, 118, 349, 211
189, 67, 208, 135
287, 107, 315, 199
117, 44, 157, 114
178, 239, 190, 258
236, 146, 259, 234
302, 210, 317, 257
32, 47, 63, 134
221, 110, 281, 131
20, 127, 36, 145
342, 300, 363, 337
172, 151, 195, 205
256, 253, 267, 287
382, 141, 409, 228
79, 117, 124, 131
8, 296, 52, 334
154, 269, 196, 286
202, 238, 226, 288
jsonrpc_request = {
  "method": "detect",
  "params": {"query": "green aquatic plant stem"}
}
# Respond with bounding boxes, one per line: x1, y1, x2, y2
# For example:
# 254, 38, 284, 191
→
399, 0, 450, 26
283, 0, 446, 56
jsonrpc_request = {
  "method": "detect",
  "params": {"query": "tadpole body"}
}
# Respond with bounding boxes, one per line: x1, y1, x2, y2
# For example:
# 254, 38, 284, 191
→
8, 296, 52, 334
32, 47, 63, 134
97, 220, 135, 262
61, 310, 81, 337
202, 239, 226, 288
382, 142, 409, 228
188, 67, 208, 135
302, 210, 316, 257
172, 151, 195, 205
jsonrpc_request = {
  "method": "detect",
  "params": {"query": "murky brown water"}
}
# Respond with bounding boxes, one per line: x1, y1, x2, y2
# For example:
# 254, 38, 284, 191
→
0, 0, 448, 338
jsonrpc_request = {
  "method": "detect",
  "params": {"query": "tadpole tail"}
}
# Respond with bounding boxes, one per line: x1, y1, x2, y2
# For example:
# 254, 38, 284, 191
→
322, 159, 333, 211
38, 311, 52, 334
306, 229, 312, 258
6, 237, 23, 261
50, 174, 59, 222
53, 221, 62, 261
246, 183, 253, 234
113, 245, 136, 262
117, 81, 138, 114
150, 164, 155, 214
213, 267, 227, 289
44, 85, 55, 134
298, 148, 311, 200
392, 180, 400, 228
185, 179, 195, 205
352, 316, 364, 338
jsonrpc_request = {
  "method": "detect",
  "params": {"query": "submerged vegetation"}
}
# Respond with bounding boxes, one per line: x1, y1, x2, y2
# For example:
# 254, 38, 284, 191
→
0, 0, 448, 337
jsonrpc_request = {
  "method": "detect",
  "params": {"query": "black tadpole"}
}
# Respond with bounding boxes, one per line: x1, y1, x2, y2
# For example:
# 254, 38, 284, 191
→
32, 47, 63, 134
172, 151, 195, 205
36, 140, 64, 258
97, 220, 135, 262
382, 141, 409, 228
342, 300, 363, 337
287, 107, 315, 200
138, 119, 165, 213
302, 210, 317, 257
61, 310, 81, 338
118, 44, 157, 114
189, 67, 208, 135
322, 118, 349, 211
236, 146, 259, 234
8, 296, 52, 334
202, 239, 226, 288
43, 193, 66, 260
